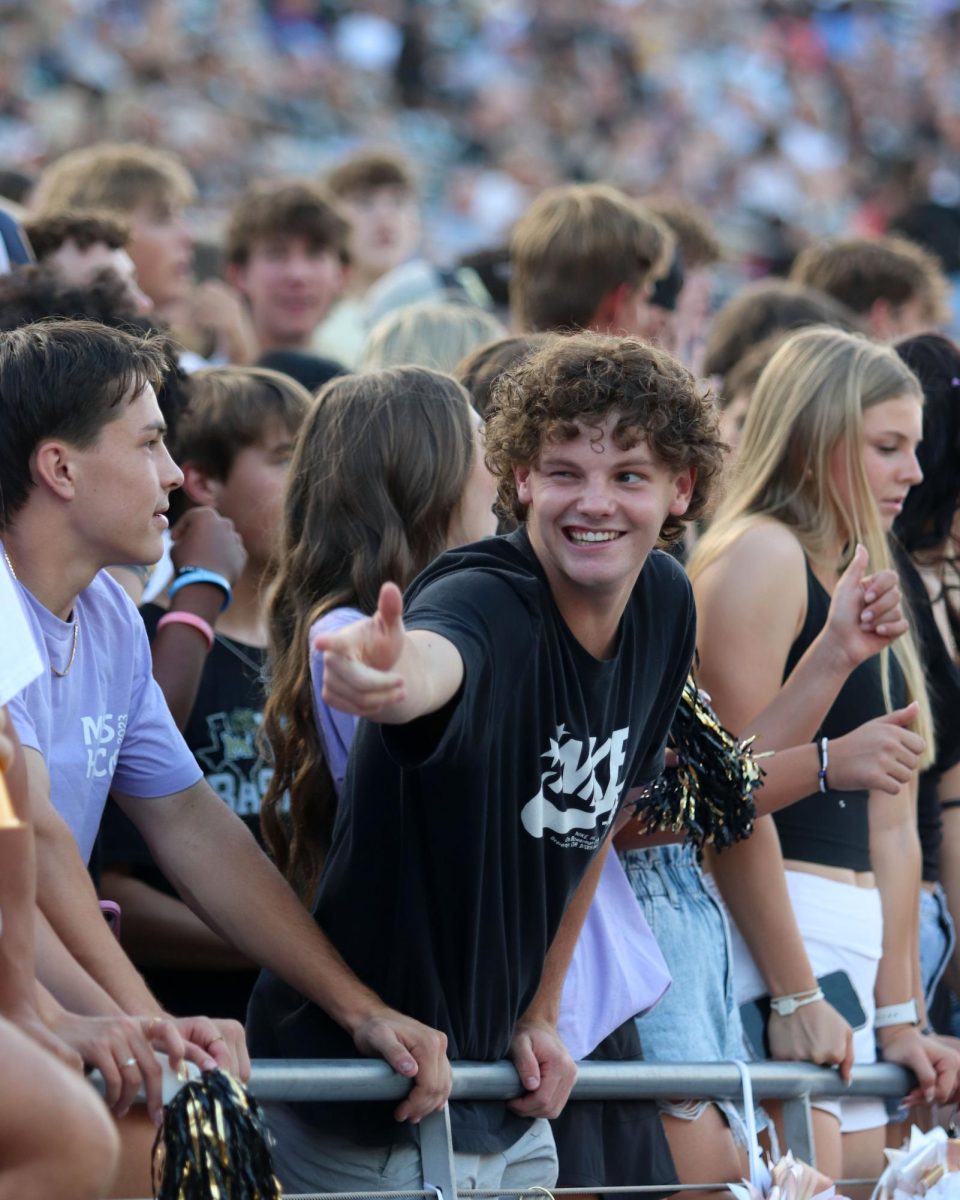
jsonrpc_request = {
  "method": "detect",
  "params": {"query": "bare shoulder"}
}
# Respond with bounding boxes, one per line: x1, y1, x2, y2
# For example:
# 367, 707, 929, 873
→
696, 520, 806, 597
694, 519, 808, 648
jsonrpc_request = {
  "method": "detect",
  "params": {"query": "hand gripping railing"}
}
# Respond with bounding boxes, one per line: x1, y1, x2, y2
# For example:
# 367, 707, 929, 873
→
248, 1059, 915, 1200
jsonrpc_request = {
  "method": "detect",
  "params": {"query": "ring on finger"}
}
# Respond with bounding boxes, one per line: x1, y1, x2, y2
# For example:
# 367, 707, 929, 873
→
121, 1057, 138, 1069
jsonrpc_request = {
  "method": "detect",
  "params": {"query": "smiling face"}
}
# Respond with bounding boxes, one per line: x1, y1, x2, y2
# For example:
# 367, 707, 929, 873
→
514, 414, 694, 620
65, 383, 183, 567
231, 235, 345, 352
830, 392, 924, 532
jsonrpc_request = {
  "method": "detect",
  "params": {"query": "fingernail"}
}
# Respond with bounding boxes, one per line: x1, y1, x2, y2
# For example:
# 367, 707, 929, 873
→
399, 1059, 416, 1074
926, 1089, 936, 1103
203, 1057, 217, 1071
862, 610, 873, 622
865, 592, 877, 603
525, 1076, 538, 1089
150, 1108, 163, 1128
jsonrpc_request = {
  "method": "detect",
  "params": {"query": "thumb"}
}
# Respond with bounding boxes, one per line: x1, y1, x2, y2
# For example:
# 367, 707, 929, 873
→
366, 1025, 418, 1077
880, 701, 920, 728
512, 1035, 541, 1091
377, 582, 405, 633
838, 543, 868, 589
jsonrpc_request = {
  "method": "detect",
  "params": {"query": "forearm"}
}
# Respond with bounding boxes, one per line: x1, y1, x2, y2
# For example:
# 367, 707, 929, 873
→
940, 800, 960, 990
100, 870, 251, 971
708, 818, 817, 994
150, 583, 224, 729
751, 745, 821, 816
870, 784, 921, 1008
743, 636, 849, 751
522, 839, 612, 1026
140, 789, 389, 1034
34, 814, 161, 1015
0, 822, 39, 1018
34, 906, 125, 1016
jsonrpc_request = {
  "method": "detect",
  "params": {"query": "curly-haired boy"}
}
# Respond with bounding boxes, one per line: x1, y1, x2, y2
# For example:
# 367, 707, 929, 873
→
247, 330, 722, 1193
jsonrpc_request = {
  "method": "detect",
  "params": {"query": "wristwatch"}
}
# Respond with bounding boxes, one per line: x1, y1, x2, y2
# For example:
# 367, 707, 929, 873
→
874, 999, 920, 1029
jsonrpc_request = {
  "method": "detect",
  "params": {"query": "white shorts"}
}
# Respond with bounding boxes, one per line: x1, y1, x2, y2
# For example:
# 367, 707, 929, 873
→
711, 869, 885, 1133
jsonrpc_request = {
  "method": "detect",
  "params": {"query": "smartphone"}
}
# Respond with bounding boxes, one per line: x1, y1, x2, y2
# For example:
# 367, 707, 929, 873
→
740, 969, 867, 1059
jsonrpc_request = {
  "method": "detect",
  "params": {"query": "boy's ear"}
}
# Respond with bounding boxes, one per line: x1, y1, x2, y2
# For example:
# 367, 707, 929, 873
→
514, 464, 533, 507
31, 441, 79, 502
180, 461, 223, 508
588, 284, 629, 334
867, 298, 895, 341
668, 466, 697, 517
225, 261, 247, 295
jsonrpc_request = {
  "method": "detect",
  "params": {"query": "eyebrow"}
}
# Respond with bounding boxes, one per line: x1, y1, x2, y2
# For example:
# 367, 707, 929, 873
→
140, 420, 168, 436
540, 453, 657, 468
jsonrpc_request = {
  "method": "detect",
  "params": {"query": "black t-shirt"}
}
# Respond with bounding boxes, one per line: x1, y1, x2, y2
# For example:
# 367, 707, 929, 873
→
99, 603, 271, 1020
246, 529, 696, 1152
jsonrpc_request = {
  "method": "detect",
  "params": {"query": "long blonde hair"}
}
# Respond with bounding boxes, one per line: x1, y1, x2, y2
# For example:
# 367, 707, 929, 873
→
689, 325, 933, 765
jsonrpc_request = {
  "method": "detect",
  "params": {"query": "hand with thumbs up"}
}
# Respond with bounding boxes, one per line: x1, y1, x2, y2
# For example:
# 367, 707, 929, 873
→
828, 702, 925, 794
822, 544, 910, 671
314, 583, 464, 723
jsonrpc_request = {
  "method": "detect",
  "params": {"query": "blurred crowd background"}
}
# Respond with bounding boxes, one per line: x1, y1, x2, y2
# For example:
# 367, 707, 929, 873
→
4, 0, 960, 302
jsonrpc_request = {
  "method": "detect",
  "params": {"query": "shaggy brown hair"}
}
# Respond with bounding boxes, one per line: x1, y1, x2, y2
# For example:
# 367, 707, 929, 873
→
702, 279, 859, 382
790, 234, 949, 325
224, 181, 351, 268
509, 184, 672, 333
325, 150, 417, 198
484, 331, 723, 544
32, 143, 195, 216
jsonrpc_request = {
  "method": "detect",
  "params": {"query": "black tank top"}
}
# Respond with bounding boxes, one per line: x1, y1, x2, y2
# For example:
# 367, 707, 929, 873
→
772, 559, 905, 873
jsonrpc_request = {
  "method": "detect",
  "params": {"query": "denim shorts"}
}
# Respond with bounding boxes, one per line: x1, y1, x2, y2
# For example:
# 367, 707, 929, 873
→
619, 842, 757, 1147
920, 884, 955, 1008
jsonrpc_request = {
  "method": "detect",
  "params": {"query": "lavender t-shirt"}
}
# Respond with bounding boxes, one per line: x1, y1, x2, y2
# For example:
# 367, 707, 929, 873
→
7, 569, 202, 861
0, 553, 42, 706
309, 606, 365, 793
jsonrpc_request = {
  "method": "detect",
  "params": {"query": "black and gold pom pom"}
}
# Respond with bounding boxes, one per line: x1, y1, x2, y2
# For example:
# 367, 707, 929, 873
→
152, 1068, 281, 1199
635, 676, 764, 852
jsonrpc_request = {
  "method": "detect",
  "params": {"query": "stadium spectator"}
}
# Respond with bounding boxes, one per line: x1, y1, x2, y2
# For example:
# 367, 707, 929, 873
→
790, 236, 950, 342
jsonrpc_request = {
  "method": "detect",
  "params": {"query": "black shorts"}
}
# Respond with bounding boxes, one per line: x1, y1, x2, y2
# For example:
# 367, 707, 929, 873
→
550, 1019, 678, 1199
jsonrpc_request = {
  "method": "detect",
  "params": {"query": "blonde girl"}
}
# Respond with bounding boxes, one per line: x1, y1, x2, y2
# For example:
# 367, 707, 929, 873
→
689, 327, 957, 1180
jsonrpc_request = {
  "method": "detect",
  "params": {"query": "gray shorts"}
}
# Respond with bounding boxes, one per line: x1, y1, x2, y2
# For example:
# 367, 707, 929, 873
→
264, 1103, 559, 1196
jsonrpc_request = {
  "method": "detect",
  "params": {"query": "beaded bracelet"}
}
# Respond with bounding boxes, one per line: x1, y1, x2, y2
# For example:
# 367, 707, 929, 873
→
817, 736, 829, 794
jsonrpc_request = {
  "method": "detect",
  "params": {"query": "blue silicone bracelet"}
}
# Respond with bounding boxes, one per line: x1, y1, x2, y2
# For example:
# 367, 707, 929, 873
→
168, 567, 232, 611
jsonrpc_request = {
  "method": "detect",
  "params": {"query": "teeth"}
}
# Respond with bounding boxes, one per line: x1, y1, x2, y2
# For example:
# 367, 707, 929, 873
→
569, 530, 621, 543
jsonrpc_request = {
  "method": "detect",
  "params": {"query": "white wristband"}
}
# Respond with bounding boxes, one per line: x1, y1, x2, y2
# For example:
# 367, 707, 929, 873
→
770, 987, 824, 1017
874, 999, 919, 1029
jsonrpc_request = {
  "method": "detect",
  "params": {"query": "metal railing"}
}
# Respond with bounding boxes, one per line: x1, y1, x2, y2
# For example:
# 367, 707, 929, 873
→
246, 1059, 915, 1200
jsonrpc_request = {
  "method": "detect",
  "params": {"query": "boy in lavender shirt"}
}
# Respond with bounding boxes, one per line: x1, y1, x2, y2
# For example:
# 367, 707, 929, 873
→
0, 319, 450, 1131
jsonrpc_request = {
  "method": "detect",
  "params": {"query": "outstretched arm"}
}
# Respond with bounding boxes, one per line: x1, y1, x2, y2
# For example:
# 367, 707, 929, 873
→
316, 582, 464, 725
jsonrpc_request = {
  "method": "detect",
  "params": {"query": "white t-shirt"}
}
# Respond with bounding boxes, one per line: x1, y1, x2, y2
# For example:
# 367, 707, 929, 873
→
0, 553, 42, 706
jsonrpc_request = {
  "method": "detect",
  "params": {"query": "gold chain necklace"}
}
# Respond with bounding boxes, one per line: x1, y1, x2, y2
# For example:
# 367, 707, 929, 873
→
3, 549, 80, 677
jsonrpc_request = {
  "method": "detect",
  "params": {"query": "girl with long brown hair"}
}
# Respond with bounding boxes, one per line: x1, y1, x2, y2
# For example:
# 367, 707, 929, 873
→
261, 366, 498, 901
